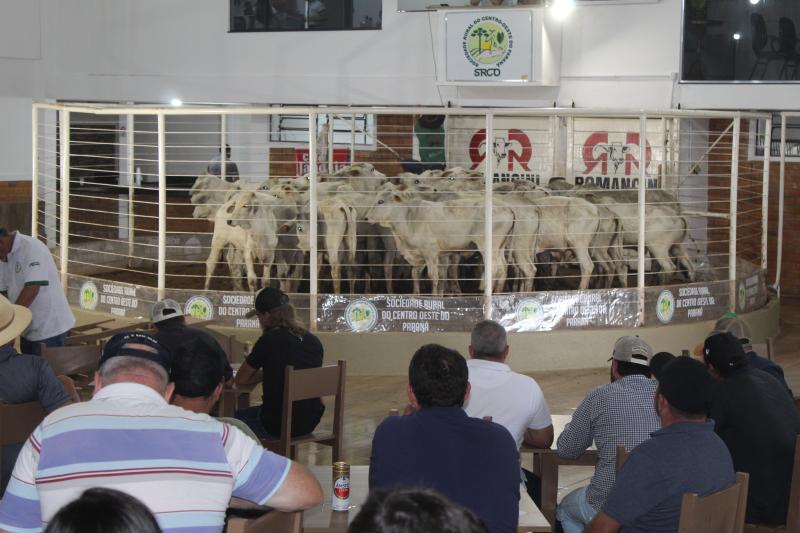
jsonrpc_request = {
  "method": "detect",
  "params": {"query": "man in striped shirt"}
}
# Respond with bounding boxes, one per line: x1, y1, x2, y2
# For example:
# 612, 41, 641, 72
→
0, 332, 323, 533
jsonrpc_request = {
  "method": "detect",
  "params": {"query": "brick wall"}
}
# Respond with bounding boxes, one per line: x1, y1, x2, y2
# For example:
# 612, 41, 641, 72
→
0, 181, 32, 234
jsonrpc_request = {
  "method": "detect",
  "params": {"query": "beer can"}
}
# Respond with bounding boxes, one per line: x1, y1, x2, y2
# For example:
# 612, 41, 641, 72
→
331, 461, 350, 511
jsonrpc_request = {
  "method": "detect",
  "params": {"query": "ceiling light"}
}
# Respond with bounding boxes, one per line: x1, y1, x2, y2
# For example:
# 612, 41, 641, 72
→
170, 98, 183, 107
551, 0, 574, 20
733, 33, 741, 40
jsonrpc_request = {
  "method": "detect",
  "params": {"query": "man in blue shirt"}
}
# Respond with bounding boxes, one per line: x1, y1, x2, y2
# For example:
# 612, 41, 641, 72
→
586, 357, 735, 533
369, 344, 520, 533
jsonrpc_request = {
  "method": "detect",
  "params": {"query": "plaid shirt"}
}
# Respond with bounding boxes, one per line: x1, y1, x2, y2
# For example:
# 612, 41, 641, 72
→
556, 375, 660, 511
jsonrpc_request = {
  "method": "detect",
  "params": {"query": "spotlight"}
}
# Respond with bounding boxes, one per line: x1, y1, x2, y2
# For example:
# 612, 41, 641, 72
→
733, 33, 741, 40
749, 0, 759, 5
551, 0, 574, 20
170, 98, 183, 107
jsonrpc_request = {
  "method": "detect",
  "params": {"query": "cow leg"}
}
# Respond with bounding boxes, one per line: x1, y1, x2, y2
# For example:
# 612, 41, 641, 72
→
671, 244, 696, 282
225, 246, 245, 292
573, 247, 594, 290
649, 245, 676, 284
205, 234, 227, 291
384, 250, 395, 293
411, 264, 424, 294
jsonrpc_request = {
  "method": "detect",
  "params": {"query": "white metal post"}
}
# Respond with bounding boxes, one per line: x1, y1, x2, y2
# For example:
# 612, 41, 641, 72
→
127, 114, 135, 263
327, 115, 334, 174
484, 114, 494, 319
761, 117, 771, 272
157, 113, 167, 301
350, 114, 356, 165
309, 112, 319, 330
729, 116, 740, 312
637, 114, 647, 326
59, 110, 71, 290
221, 114, 227, 182
31, 106, 39, 239
776, 115, 787, 295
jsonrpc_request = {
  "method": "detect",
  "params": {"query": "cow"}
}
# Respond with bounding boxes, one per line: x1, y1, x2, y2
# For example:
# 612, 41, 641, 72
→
365, 188, 515, 295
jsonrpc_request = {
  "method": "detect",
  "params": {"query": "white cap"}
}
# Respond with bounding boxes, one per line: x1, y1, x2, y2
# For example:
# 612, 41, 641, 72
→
150, 299, 184, 324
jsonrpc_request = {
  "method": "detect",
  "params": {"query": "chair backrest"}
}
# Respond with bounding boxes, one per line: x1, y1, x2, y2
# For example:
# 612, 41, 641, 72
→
751, 13, 768, 53
785, 435, 800, 532
56, 375, 81, 404
227, 510, 302, 533
0, 402, 46, 446
615, 444, 629, 472
678, 472, 749, 533
40, 345, 102, 376
279, 360, 346, 451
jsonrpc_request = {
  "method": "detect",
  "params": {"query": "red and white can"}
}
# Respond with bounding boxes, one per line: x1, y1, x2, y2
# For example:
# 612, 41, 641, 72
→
331, 461, 350, 511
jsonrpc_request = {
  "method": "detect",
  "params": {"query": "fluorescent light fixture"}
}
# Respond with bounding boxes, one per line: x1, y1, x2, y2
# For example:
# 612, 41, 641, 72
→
749, 0, 759, 4
551, 0, 574, 20
733, 32, 741, 40
170, 98, 183, 107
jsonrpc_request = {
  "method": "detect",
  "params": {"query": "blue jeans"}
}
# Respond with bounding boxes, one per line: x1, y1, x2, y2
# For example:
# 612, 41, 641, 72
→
21, 331, 68, 356
557, 486, 598, 533
234, 406, 275, 440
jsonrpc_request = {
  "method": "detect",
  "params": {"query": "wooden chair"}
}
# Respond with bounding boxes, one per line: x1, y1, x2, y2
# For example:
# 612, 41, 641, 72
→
227, 510, 302, 533
678, 471, 749, 533
615, 444, 629, 472
40, 345, 102, 400
0, 402, 46, 481
744, 435, 800, 533
261, 360, 346, 462
57, 375, 81, 403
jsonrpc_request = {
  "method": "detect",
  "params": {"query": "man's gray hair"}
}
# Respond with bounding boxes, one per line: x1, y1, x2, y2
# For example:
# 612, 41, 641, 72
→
98, 356, 169, 392
470, 320, 508, 359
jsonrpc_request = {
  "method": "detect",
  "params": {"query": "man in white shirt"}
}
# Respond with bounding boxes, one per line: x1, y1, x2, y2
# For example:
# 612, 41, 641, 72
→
464, 320, 554, 504
0, 228, 74, 355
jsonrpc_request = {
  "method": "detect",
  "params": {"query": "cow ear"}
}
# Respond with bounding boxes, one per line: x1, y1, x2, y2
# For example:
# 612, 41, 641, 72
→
392, 193, 403, 202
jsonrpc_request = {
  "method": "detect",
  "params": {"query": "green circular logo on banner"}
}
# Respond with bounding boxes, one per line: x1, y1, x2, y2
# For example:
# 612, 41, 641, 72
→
185, 296, 214, 321
345, 299, 378, 332
738, 283, 746, 311
463, 16, 513, 68
515, 298, 543, 329
79, 281, 99, 310
656, 290, 675, 324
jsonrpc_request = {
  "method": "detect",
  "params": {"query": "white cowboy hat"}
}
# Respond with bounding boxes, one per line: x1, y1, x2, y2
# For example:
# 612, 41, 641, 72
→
0, 293, 32, 346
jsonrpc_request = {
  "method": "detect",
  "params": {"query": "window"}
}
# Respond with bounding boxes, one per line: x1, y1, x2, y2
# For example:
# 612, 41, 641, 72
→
748, 114, 800, 161
270, 113, 376, 147
230, 0, 381, 31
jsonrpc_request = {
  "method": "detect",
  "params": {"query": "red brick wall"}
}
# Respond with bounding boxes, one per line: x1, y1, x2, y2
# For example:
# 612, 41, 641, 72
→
0, 181, 32, 234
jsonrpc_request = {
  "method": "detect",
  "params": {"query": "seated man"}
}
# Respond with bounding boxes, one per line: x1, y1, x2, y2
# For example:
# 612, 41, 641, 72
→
0, 332, 323, 533
556, 336, 660, 533
586, 357, 735, 533
170, 337, 259, 441
0, 294, 71, 495
463, 320, 553, 502
369, 344, 520, 533
150, 298, 233, 382
704, 332, 800, 526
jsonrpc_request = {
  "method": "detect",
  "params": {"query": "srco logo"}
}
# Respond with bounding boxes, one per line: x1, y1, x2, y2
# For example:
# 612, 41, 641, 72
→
469, 128, 532, 172
79, 281, 99, 310
185, 296, 214, 321
656, 290, 675, 324
345, 300, 378, 332
516, 298, 543, 329
462, 16, 513, 77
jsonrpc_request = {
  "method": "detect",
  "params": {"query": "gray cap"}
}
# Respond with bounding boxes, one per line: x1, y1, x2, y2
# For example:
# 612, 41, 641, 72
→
711, 314, 751, 344
611, 336, 653, 367
150, 299, 184, 324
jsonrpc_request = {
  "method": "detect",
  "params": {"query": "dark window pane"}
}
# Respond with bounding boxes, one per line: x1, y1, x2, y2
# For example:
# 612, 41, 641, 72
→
230, 0, 380, 31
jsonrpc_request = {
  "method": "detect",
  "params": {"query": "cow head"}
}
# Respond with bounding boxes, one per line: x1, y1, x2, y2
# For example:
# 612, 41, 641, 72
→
228, 191, 258, 231
365, 189, 403, 227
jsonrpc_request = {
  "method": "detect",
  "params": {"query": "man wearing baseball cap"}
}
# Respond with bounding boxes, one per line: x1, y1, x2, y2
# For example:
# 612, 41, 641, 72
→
587, 357, 735, 533
0, 294, 71, 495
556, 336, 660, 533
0, 331, 323, 533
704, 331, 800, 527
150, 298, 233, 382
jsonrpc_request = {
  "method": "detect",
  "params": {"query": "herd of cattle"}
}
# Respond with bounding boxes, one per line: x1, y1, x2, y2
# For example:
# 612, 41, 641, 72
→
189, 163, 697, 295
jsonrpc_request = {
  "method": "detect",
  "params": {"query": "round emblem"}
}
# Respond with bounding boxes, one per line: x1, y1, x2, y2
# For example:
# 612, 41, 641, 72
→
656, 290, 675, 324
79, 281, 99, 310
462, 16, 513, 68
14, 261, 21, 274
737, 283, 746, 311
345, 299, 378, 332
184, 296, 214, 320
515, 298, 543, 329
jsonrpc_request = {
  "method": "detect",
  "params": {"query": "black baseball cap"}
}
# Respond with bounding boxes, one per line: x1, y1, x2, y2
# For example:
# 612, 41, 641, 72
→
658, 356, 713, 415
99, 332, 172, 373
245, 287, 290, 318
703, 332, 748, 372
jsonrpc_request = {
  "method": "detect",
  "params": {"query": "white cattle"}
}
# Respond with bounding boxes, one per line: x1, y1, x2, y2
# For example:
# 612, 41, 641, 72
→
366, 189, 514, 295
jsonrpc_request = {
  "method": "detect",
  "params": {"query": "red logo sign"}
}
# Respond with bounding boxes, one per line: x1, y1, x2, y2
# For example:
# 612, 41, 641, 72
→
468, 129, 532, 172
295, 148, 350, 176
582, 132, 652, 176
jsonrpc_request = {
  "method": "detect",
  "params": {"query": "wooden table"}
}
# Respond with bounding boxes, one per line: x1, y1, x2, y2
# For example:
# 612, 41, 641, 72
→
521, 414, 598, 532
304, 465, 550, 533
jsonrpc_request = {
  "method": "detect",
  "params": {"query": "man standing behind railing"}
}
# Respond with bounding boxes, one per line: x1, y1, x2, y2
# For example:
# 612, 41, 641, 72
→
0, 228, 74, 355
